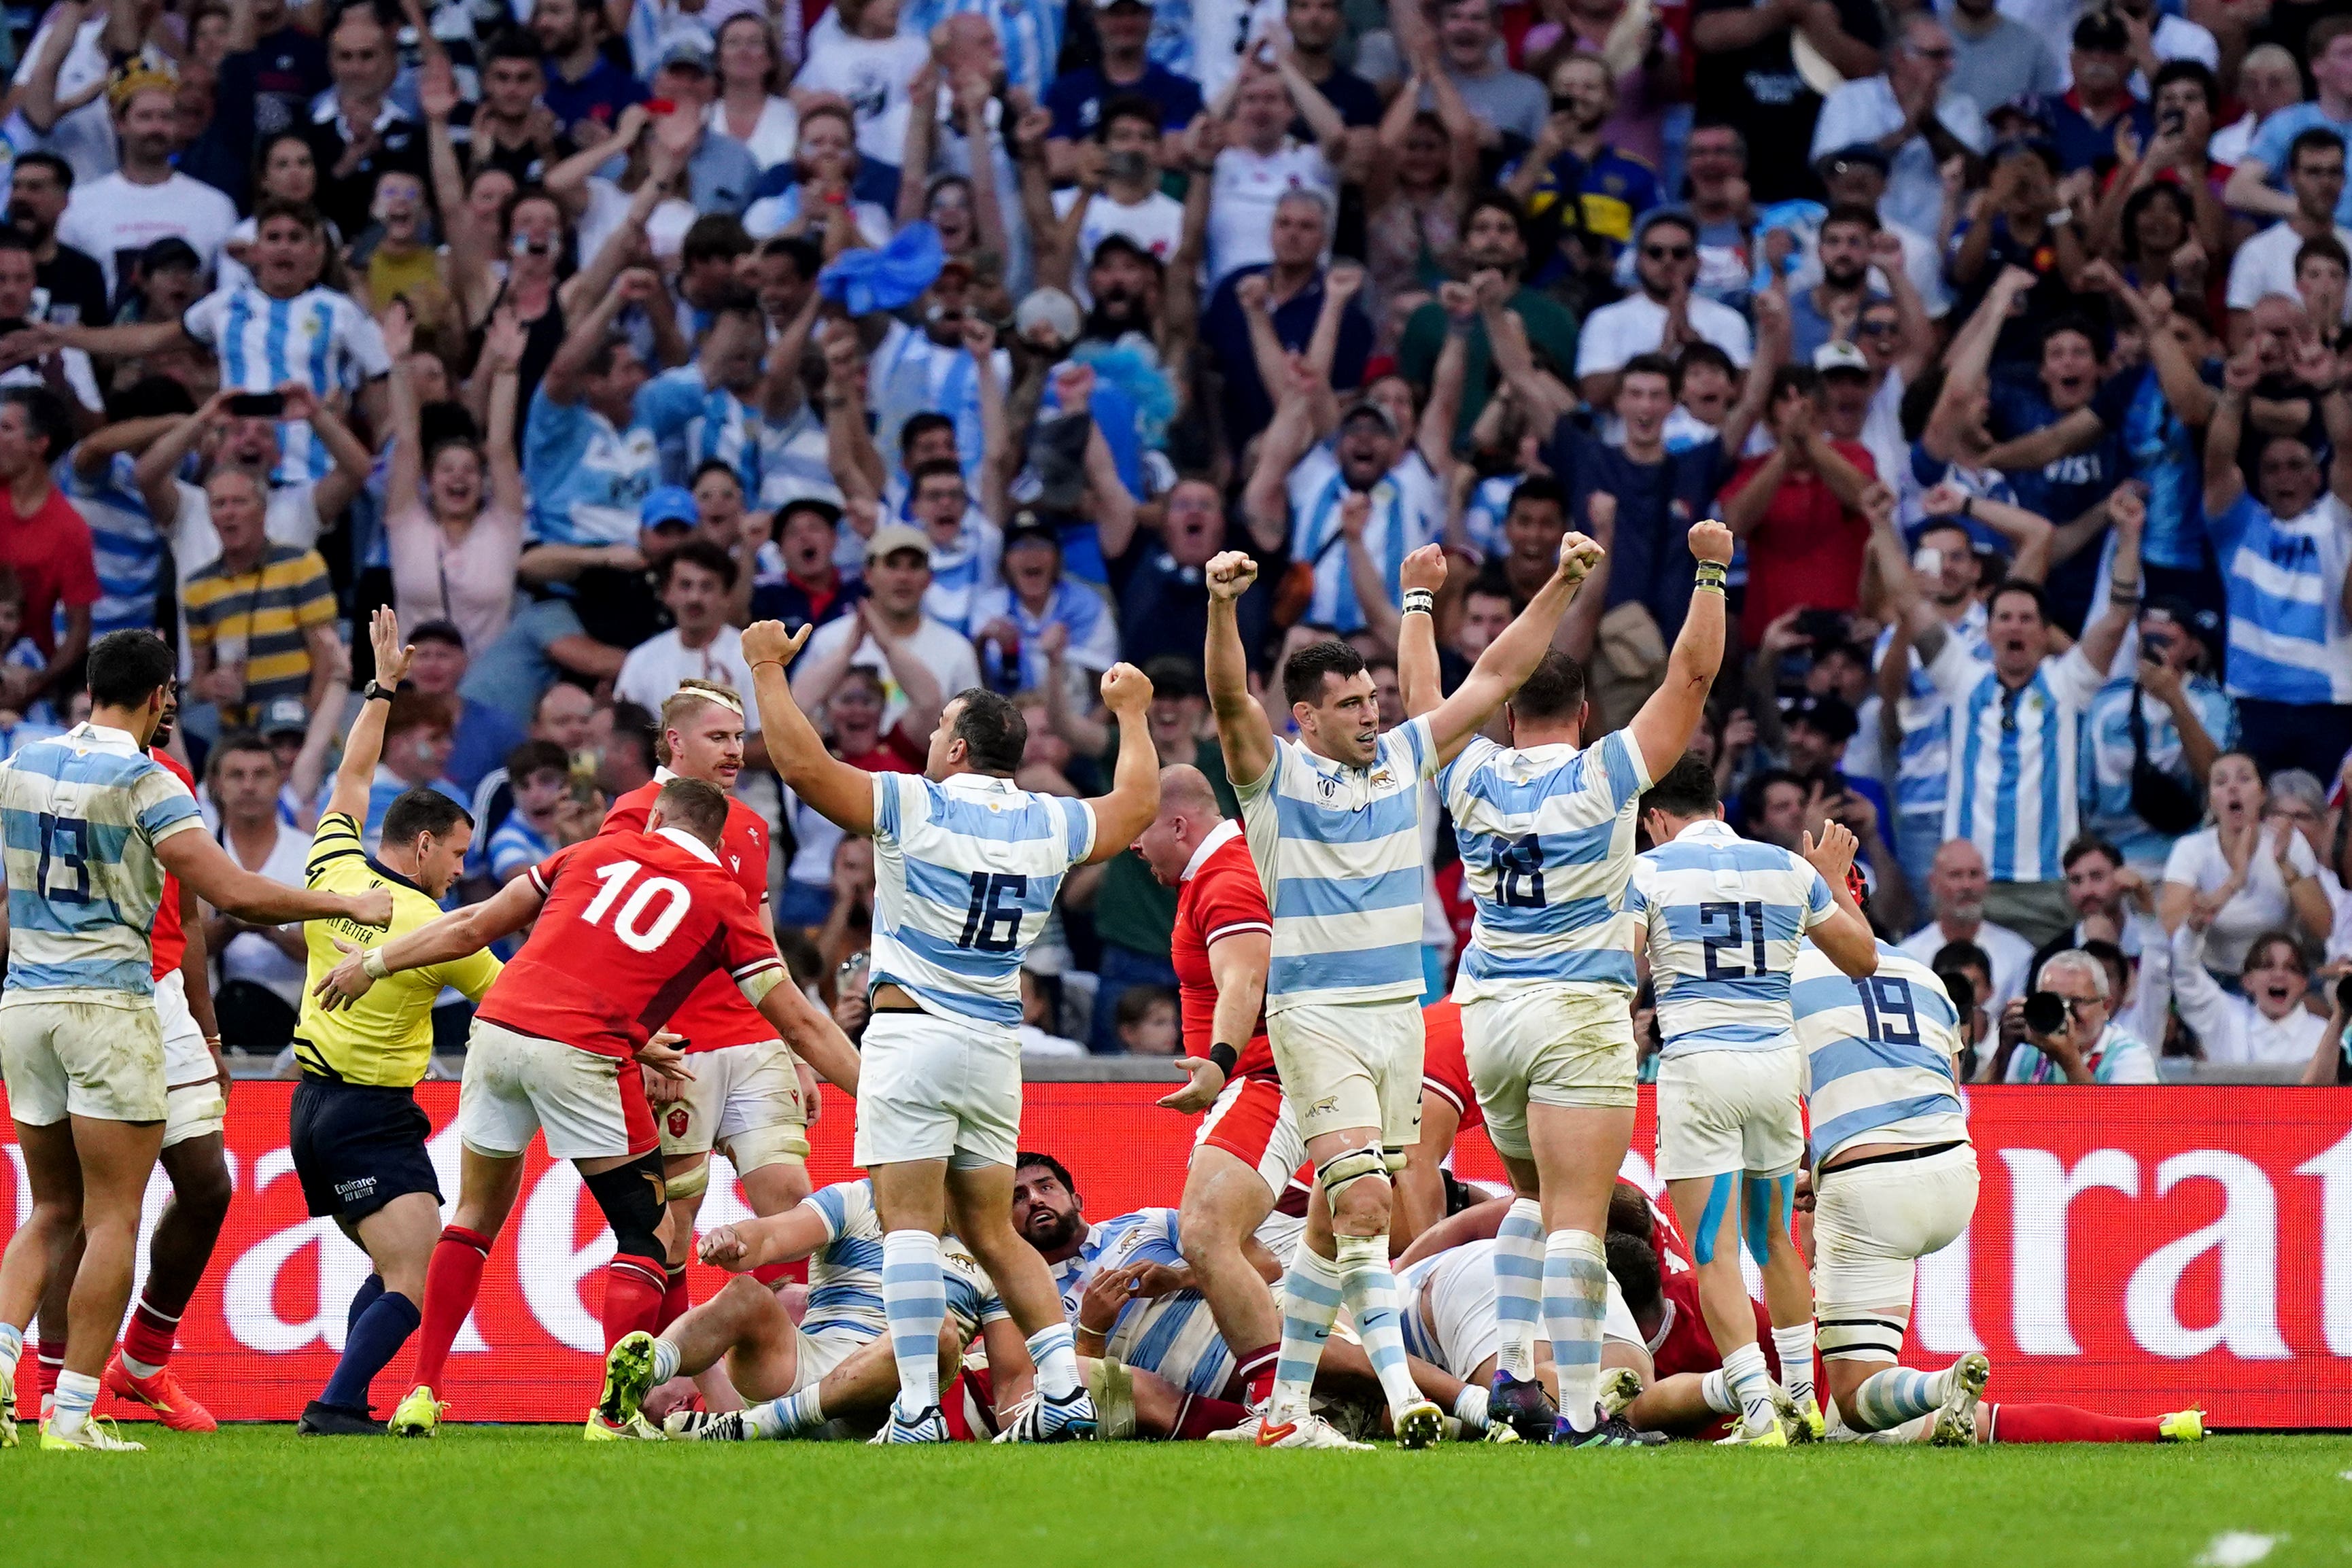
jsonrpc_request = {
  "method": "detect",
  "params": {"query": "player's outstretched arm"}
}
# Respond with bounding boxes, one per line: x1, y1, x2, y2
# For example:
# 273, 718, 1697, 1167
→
742, 619, 876, 836
309, 874, 549, 1011
1421, 532, 1604, 764
745, 968, 861, 1096
158, 831, 392, 930
327, 608, 414, 824
1203, 552, 1275, 790
1396, 544, 1447, 722
1799, 823, 1880, 978
1083, 663, 1161, 863
697, 1204, 834, 1273
1624, 518, 1731, 781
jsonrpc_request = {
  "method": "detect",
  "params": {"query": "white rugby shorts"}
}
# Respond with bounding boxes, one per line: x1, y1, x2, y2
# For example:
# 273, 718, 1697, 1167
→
1265, 999, 1423, 1150
156, 970, 225, 1149
656, 1038, 808, 1167
1408, 1245, 1644, 1380
1463, 986, 1637, 1160
0, 990, 166, 1125
458, 1019, 657, 1161
852, 1010, 1021, 1170
1812, 1143, 1979, 1323
1654, 1046, 1808, 1182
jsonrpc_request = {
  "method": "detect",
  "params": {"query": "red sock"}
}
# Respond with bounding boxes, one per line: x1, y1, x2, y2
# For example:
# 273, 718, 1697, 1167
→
413, 1227, 492, 1393
120, 1296, 179, 1370
602, 1257, 668, 1347
35, 1338, 65, 1399
654, 1266, 691, 1334
750, 1259, 803, 1287
1235, 1344, 1279, 1408
1985, 1403, 2164, 1444
1172, 1392, 1251, 1441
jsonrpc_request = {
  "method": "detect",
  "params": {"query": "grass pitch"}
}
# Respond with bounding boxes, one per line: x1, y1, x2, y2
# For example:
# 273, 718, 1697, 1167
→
6, 1427, 2347, 1568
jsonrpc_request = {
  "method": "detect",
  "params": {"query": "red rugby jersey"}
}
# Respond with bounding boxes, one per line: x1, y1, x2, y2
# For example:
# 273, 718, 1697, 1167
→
478, 826, 783, 1059
1650, 1266, 1778, 1384
602, 773, 775, 1053
1419, 998, 1483, 1136
150, 748, 194, 979
1169, 820, 1274, 1078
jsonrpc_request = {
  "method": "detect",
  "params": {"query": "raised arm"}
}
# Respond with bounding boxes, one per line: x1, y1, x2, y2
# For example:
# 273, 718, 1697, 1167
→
1419, 288, 1473, 478
1925, 267, 2035, 462
1082, 665, 1161, 863
1338, 493, 1399, 655
1239, 361, 1316, 553
542, 269, 658, 406
1416, 532, 1604, 763
1203, 551, 1275, 789
482, 311, 528, 519
1623, 519, 1735, 780
742, 621, 876, 835
1272, 53, 1347, 166
381, 304, 426, 524
326, 608, 415, 823
132, 391, 235, 526
1868, 487, 1951, 664
2203, 347, 2255, 518
2221, 154, 2298, 224
544, 103, 651, 215
1799, 822, 1880, 977
2073, 483, 2145, 680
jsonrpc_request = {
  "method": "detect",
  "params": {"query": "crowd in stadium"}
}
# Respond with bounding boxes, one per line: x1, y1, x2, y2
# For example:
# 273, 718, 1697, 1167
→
0, 0, 2345, 1073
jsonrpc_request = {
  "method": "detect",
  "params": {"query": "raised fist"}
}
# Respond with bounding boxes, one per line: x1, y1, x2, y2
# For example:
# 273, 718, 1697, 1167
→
1687, 518, 1733, 566
1205, 550, 1258, 602
1399, 542, 1446, 595
1557, 531, 1604, 586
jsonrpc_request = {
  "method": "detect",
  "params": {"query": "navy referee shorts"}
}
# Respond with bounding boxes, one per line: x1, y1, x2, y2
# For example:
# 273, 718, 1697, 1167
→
290, 1073, 442, 1223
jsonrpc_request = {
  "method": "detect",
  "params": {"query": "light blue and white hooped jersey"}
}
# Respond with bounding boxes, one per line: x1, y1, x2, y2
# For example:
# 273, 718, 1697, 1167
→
901, 0, 1067, 100
1631, 820, 1837, 1058
636, 366, 762, 497
0, 722, 203, 996
58, 451, 165, 637
870, 770, 1096, 1034
1789, 943, 1969, 1166
922, 515, 1005, 638
755, 404, 844, 512
2209, 491, 2352, 705
871, 320, 1014, 491
1441, 728, 1653, 1001
801, 1179, 888, 1341
1283, 448, 1442, 637
181, 284, 392, 483
521, 385, 663, 547
1050, 1208, 1233, 1397
2080, 672, 2238, 868
1872, 601, 1990, 824
1924, 636, 2105, 884
1459, 474, 1512, 561
1238, 718, 1438, 1012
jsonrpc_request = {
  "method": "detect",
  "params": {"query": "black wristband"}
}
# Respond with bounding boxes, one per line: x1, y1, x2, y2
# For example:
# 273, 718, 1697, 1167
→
1207, 1043, 1239, 1077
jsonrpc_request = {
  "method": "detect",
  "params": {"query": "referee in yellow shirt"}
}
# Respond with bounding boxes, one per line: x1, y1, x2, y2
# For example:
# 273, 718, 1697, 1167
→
289, 610, 500, 1437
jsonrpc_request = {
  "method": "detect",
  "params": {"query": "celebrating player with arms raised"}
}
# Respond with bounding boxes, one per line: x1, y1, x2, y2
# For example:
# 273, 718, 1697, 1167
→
741, 617, 1162, 1444
1631, 758, 1878, 1444
1203, 521, 1600, 1451
1396, 515, 1731, 1446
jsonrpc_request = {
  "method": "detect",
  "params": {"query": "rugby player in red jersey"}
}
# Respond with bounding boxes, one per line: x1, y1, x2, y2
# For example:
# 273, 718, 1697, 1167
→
31, 697, 234, 1433
310, 778, 861, 1439
1394, 998, 1480, 1253
1132, 762, 1290, 1412
602, 680, 814, 1332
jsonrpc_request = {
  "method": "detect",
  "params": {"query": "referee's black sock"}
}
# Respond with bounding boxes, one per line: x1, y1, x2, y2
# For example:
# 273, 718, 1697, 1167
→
319, 1291, 421, 1412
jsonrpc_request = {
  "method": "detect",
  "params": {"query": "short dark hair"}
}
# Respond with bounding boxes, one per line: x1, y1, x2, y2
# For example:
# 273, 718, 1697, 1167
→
1505, 473, 1567, 519
910, 455, 966, 495
1508, 650, 1586, 722
1115, 984, 1175, 1029
2243, 928, 2311, 977
681, 213, 753, 266
2061, 835, 2123, 873
608, 701, 657, 773
382, 786, 473, 847
1619, 351, 1676, 389
410, 619, 466, 651
691, 457, 745, 494
250, 195, 328, 240
900, 412, 956, 456
207, 728, 277, 782
583, 332, 636, 379
2313, 12, 2352, 54
86, 629, 174, 709
2150, 56, 2218, 111
1641, 751, 1719, 819
104, 373, 197, 424
385, 691, 455, 738
0, 230, 33, 259
2291, 126, 2348, 173
1673, 341, 1735, 392
2298, 234, 2352, 275
483, 27, 544, 65
1604, 1229, 1661, 1316
948, 687, 1026, 774
1738, 766, 1804, 831
660, 536, 739, 591
3, 386, 71, 463
1461, 188, 1527, 250
1932, 938, 1992, 977
1769, 364, 1824, 405
1899, 366, 1945, 442
2040, 313, 2102, 358
11, 151, 71, 190
654, 776, 730, 843
1015, 1149, 1076, 1192
1988, 578, 2050, 623
505, 737, 570, 782
1097, 92, 1162, 141
1821, 200, 1880, 234
1281, 639, 1367, 710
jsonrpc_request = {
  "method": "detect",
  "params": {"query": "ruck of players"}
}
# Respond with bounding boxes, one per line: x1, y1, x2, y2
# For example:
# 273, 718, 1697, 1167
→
0, 526, 2207, 1452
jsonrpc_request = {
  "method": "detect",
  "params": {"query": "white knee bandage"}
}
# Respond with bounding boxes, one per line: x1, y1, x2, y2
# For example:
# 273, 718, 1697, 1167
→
661, 1160, 711, 1204
1816, 1311, 1908, 1364
1317, 1145, 1389, 1208
721, 1122, 810, 1175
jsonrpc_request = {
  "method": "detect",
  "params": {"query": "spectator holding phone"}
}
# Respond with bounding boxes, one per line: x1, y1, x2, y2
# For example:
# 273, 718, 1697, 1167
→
2080, 597, 2235, 872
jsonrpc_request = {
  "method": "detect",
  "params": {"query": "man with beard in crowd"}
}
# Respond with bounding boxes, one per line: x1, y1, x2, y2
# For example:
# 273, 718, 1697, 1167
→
1400, 193, 1578, 447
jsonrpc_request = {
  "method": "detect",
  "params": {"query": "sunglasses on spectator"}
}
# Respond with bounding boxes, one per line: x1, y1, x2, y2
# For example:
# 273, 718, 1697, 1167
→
1643, 243, 1694, 260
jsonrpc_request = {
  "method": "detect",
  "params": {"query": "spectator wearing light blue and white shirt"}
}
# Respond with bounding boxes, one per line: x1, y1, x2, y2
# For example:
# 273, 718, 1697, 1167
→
2079, 601, 2236, 873
1871, 515, 1993, 888
905, 457, 1003, 638
968, 520, 1118, 699
1245, 395, 1440, 641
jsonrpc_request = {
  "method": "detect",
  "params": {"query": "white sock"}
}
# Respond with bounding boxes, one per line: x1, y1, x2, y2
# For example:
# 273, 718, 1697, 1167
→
1724, 1341, 1776, 1433
1451, 1382, 1489, 1431
651, 1338, 682, 1386
880, 1230, 946, 1421
1490, 1197, 1545, 1382
1542, 1230, 1608, 1431
48, 1369, 97, 1440
747, 1382, 826, 1440
120, 1351, 161, 1379
0, 1321, 20, 1382
1699, 1367, 1737, 1415
1333, 1233, 1422, 1419
1773, 1323, 1816, 1406
1026, 1321, 1080, 1401
1268, 1246, 1345, 1422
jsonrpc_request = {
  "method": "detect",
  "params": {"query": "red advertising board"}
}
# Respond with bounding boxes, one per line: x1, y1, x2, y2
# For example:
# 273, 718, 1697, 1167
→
3, 1083, 2349, 1427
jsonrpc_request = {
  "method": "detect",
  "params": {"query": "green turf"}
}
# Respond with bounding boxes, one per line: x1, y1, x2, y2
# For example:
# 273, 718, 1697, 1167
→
5, 1427, 2346, 1567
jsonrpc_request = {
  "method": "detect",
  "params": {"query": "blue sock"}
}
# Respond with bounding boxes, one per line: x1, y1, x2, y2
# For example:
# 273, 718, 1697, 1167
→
348, 1274, 385, 1336
320, 1291, 420, 1412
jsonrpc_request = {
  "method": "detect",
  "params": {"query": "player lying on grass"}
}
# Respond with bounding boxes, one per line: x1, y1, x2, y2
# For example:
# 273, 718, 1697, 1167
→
310, 777, 861, 1440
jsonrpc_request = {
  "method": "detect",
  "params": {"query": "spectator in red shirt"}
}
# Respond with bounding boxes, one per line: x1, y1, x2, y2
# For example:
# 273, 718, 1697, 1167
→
1720, 362, 1880, 646
0, 387, 96, 708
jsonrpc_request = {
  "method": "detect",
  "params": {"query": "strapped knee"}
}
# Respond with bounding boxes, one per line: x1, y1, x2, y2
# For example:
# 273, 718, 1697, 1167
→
661, 1158, 710, 1204
1315, 1144, 1389, 1210
584, 1151, 668, 1263
1816, 1312, 1909, 1364
720, 1122, 809, 1176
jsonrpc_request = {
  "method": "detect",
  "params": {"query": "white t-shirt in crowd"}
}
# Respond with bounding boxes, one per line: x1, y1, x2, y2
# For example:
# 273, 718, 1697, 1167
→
1052, 186, 1186, 306
8, 18, 119, 184
1206, 140, 1335, 285
58, 172, 240, 301
0, 350, 102, 413
797, 612, 983, 732
215, 817, 313, 1006
707, 94, 799, 169
2161, 824, 2322, 975
2224, 220, 2352, 317
1896, 916, 2036, 1017
1574, 291, 1754, 377
791, 12, 930, 165
613, 625, 766, 731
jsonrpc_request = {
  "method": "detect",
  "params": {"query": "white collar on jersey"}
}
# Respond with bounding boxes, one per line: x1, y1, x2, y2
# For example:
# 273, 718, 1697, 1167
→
940, 771, 1018, 793
1182, 818, 1243, 884
653, 766, 677, 783
1670, 818, 1740, 843
65, 720, 142, 756
655, 824, 721, 865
